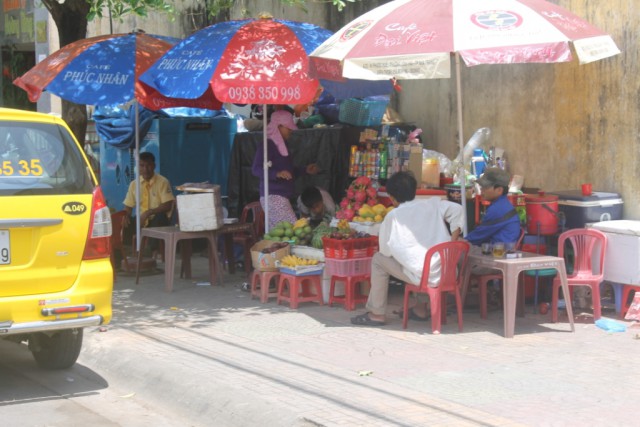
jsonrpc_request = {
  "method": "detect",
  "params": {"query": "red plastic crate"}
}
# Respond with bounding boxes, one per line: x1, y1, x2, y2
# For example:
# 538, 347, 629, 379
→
325, 257, 372, 277
322, 236, 379, 259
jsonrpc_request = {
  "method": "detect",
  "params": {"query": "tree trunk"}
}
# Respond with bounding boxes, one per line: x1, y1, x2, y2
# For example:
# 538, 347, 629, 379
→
41, 0, 90, 144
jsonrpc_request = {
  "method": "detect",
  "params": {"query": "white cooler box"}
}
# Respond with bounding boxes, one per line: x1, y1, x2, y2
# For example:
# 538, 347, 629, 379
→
549, 190, 623, 229
590, 220, 640, 285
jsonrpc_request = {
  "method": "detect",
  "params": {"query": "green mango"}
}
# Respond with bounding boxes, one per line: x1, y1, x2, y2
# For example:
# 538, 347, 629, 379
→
270, 228, 285, 238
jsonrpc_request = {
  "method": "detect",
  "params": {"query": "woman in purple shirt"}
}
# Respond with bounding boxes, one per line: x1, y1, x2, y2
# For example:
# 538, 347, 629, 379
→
252, 109, 318, 229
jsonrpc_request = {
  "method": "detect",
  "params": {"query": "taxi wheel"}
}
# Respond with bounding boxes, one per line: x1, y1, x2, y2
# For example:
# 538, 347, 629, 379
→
30, 329, 84, 370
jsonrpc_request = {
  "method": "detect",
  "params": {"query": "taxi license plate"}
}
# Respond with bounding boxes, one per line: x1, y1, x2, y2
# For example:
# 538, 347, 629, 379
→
0, 230, 10, 265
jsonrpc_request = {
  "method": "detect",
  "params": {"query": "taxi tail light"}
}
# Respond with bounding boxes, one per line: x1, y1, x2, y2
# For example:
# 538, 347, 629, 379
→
41, 304, 95, 316
82, 186, 112, 260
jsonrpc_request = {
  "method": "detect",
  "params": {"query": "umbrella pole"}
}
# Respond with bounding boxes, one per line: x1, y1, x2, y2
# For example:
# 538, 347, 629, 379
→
455, 53, 468, 236
263, 103, 269, 233
134, 101, 141, 252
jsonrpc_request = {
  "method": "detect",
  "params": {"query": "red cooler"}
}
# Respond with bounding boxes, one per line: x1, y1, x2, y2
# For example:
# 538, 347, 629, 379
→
525, 194, 559, 235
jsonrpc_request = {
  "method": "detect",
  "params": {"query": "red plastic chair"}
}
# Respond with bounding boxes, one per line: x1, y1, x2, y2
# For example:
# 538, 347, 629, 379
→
551, 228, 607, 322
472, 227, 525, 319
402, 240, 471, 334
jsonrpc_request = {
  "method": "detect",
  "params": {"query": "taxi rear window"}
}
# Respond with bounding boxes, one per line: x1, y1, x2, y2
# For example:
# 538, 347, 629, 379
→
0, 121, 94, 196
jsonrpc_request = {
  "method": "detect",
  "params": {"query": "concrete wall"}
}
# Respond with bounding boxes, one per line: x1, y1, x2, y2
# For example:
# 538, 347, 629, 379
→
227, 0, 388, 30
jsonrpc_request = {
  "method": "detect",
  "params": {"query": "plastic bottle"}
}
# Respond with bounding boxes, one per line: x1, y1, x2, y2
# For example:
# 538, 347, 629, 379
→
372, 145, 379, 178
421, 158, 440, 187
471, 148, 486, 178
349, 145, 358, 177
379, 143, 388, 180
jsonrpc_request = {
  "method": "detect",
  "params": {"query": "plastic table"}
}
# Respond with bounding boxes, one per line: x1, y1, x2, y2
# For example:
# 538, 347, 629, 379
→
464, 247, 575, 338
135, 226, 222, 292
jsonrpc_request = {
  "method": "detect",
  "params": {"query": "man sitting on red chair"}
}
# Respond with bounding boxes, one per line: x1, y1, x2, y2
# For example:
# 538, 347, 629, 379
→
350, 171, 464, 327
464, 167, 521, 246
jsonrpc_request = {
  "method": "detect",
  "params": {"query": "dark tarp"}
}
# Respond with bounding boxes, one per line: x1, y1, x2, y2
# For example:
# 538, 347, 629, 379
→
226, 124, 417, 217
227, 126, 348, 218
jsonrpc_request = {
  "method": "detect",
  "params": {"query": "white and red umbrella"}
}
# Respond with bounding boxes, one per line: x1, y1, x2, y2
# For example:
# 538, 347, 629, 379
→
310, 0, 620, 233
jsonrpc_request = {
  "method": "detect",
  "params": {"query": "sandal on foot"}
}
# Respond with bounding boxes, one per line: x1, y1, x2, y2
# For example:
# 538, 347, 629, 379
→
394, 308, 430, 322
350, 312, 385, 326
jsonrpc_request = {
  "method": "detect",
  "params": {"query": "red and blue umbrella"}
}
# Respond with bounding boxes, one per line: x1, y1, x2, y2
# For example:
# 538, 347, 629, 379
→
141, 18, 332, 106
141, 17, 334, 229
14, 30, 223, 250
13, 31, 221, 110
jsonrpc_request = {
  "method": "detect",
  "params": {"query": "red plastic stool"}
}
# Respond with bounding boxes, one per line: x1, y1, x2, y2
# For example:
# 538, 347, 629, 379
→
328, 274, 369, 311
621, 284, 640, 318
251, 270, 280, 304
277, 272, 323, 309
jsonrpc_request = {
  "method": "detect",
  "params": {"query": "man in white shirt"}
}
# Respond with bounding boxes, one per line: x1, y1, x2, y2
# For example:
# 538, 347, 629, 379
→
351, 171, 464, 326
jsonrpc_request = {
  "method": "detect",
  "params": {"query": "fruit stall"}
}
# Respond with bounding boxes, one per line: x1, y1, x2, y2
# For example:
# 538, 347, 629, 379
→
251, 174, 393, 309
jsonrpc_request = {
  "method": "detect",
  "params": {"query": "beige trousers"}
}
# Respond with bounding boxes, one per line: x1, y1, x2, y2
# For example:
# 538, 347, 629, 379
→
366, 252, 427, 316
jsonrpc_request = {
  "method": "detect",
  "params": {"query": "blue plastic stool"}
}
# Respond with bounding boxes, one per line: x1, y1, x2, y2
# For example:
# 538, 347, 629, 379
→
600, 282, 624, 314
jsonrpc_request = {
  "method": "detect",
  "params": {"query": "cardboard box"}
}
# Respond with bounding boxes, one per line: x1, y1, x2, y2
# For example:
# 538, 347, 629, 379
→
408, 145, 422, 179
251, 240, 291, 272
176, 188, 223, 231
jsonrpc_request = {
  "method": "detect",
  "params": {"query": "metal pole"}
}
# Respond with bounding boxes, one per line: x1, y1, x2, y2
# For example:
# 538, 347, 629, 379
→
134, 101, 141, 252
262, 103, 269, 233
455, 53, 468, 236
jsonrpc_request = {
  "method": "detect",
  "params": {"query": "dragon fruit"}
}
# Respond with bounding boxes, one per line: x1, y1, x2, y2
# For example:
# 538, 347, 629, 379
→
366, 186, 377, 199
336, 175, 380, 223
342, 208, 355, 221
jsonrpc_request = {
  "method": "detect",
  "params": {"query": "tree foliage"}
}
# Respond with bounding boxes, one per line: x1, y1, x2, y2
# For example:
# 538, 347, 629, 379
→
86, 0, 175, 22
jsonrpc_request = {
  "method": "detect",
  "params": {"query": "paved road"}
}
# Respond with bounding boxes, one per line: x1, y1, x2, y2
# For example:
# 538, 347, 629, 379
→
0, 340, 183, 426
4, 255, 640, 426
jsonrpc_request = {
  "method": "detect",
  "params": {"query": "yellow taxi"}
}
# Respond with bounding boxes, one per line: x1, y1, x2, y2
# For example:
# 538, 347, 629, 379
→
0, 108, 112, 369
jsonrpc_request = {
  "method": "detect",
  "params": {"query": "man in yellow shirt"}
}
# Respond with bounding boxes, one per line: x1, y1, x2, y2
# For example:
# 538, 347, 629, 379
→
122, 152, 174, 251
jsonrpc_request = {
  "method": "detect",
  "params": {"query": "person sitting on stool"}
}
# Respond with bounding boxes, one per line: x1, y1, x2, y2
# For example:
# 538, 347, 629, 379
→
296, 186, 336, 227
122, 152, 175, 255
